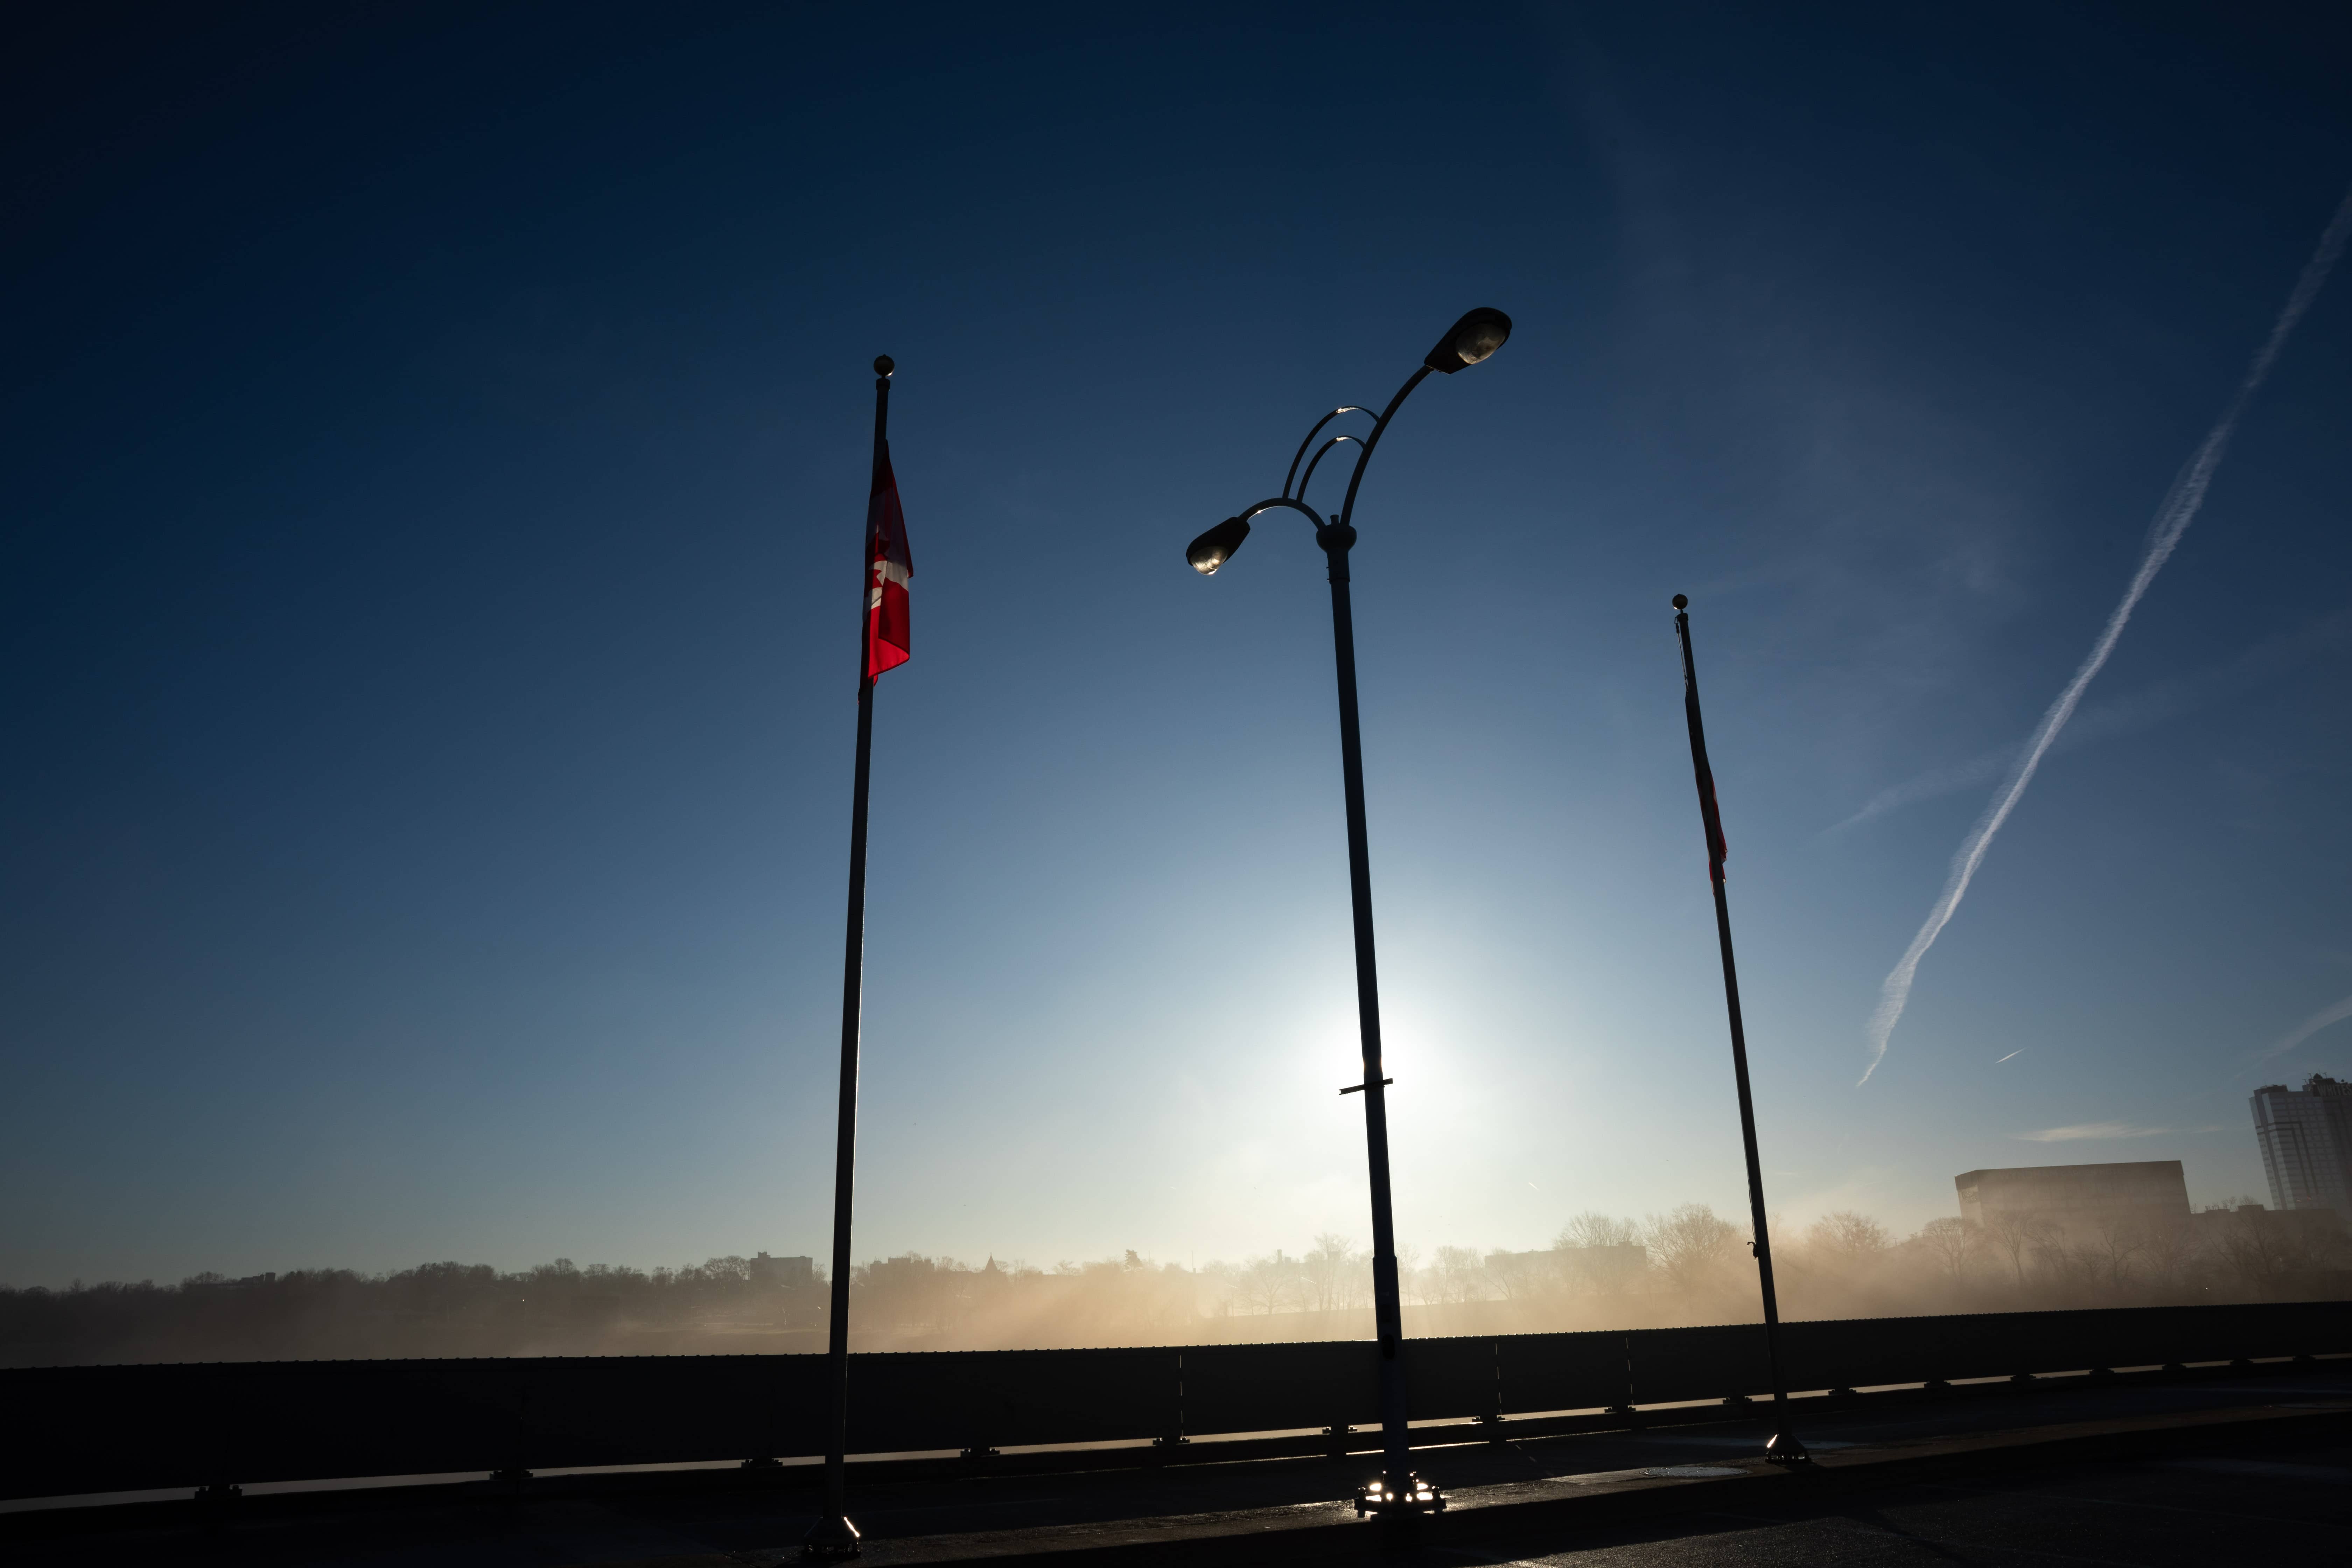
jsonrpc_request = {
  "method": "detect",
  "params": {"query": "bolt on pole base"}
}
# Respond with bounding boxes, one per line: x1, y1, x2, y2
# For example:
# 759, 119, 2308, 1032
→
1764, 1432, 1811, 1465
800, 1515, 862, 1560
1355, 1472, 1445, 1516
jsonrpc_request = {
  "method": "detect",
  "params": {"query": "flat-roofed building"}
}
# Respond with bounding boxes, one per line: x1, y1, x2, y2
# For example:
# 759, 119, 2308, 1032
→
749, 1252, 814, 1289
1954, 1161, 2191, 1231
2250, 1074, 2352, 1216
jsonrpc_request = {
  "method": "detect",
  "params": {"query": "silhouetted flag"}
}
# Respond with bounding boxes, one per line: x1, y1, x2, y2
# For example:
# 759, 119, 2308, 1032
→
865, 444, 912, 679
1686, 685, 1728, 882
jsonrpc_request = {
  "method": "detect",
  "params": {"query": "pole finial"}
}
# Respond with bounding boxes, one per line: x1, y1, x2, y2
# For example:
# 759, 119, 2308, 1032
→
1672, 593, 1688, 610
873, 355, 895, 377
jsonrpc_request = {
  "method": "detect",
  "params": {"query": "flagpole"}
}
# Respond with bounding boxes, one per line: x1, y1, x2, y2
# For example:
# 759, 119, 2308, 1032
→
804, 356, 894, 1562
1672, 593, 1807, 1466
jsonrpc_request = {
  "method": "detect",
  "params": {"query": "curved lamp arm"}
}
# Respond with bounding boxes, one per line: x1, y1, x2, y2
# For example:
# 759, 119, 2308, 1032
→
1284, 406, 1381, 498
1294, 435, 1364, 505
1239, 496, 1328, 529
1185, 495, 1328, 574
1191, 309, 1506, 577
1334, 365, 1434, 532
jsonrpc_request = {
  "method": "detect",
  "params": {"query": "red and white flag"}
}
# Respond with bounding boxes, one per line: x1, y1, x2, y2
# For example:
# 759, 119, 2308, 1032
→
864, 443, 911, 680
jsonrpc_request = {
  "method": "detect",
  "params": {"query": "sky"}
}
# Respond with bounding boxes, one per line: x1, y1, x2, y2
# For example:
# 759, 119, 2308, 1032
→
4, 2, 2351, 1288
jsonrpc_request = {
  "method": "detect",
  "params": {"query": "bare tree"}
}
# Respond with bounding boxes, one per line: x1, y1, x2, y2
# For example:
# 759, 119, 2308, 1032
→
1485, 1250, 1553, 1301
2136, 1218, 2201, 1295
2211, 1205, 2325, 1289
1913, 1216, 1982, 1280
1235, 1251, 1302, 1315
1393, 1244, 1424, 1307
1555, 1212, 1641, 1250
1198, 1259, 1240, 1318
1643, 1205, 1737, 1294
1301, 1233, 1357, 1315
2084, 1213, 2148, 1290
2031, 1236, 2085, 1294
1431, 1246, 1486, 1306
1552, 1213, 1647, 1295
1980, 1210, 2055, 1288
1808, 1211, 1894, 1262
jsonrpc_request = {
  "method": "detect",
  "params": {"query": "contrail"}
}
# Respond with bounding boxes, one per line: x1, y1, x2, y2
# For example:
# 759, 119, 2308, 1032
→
2253, 991, 2352, 1068
1860, 184, 2352, 1086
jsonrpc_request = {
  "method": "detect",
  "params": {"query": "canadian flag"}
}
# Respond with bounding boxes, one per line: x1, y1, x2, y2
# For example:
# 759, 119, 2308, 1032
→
864, 443, 911, 680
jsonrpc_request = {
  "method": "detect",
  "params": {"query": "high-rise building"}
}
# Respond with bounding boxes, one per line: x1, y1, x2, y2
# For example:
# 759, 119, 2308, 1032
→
2250, 1074, 2352, 1216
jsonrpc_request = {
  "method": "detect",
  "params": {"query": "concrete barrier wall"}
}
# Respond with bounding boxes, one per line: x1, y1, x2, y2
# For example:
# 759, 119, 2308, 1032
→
4, 1300, 2345, 1500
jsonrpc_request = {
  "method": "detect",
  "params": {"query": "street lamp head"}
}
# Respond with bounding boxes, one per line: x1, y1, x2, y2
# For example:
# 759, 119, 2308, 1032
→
1186, 516, 1252, 575
1424, 308, 1512, 373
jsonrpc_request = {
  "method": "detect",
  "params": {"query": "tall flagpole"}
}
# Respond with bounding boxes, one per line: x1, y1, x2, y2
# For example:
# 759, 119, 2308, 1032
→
805, 356, 894, 1561
1672, 593, 1808, 1466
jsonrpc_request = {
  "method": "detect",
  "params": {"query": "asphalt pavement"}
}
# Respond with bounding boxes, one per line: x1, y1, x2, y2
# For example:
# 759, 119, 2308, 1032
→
1422, 1442, 2352, 1566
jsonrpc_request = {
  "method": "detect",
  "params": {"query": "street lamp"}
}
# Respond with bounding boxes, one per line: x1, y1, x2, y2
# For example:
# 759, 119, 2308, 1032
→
1183, 307, 1512, 1518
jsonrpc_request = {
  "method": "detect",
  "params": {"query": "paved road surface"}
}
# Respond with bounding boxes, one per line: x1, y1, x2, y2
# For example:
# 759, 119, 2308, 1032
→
1409, 1443, 2351, 1565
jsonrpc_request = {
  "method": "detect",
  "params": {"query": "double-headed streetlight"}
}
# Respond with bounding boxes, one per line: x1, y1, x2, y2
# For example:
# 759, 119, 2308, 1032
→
1184, 308, 1511, 1517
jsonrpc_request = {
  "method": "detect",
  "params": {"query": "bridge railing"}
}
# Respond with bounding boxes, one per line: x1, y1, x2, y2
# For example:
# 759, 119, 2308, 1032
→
4, 1300, 2343, 1500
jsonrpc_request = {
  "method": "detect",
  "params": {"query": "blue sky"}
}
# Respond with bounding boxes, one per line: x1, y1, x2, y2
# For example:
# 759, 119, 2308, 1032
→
4, 2, 2350, 1286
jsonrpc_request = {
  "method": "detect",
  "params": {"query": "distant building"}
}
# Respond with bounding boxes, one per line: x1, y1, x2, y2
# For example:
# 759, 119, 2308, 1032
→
1954, 1161, 2190, 1238
749, 1253, 814, 1289
2250, 1074, 2352, 1216
188, 1272, 279, 1291
1953, 1156, 2346, 1276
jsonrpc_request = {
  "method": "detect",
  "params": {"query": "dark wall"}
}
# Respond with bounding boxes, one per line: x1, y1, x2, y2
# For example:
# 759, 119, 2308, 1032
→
5, 1301, 2346, 1500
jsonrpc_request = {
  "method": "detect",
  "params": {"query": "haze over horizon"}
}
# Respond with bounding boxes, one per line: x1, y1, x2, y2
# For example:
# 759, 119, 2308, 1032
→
5, 3, 2351, 1290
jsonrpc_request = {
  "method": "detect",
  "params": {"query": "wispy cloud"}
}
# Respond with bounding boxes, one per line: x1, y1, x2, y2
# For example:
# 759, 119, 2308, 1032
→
1859, 184, 2352, 1085
1822, 608, 2352, 838
2014, 1121, 2227, 1142
2014, 1122, 2170, 1142
2252, 991, 2352, 1068
1825, 748, 2015, 838
1995, 1049, 2022, 1063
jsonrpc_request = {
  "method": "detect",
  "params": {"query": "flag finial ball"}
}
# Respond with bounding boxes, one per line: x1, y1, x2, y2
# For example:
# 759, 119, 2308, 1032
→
874, 355, 895, 377
1672, 593, 1688, 610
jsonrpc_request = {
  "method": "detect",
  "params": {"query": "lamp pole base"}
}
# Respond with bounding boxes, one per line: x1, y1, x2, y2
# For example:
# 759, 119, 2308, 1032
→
1355, 1472, 1445, 1516
800, 1514, 862, 1560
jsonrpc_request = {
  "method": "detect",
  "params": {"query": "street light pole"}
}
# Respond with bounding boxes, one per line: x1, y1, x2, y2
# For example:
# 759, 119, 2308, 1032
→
1185, 310, 1511, 1516
1320, 507, 1414, 1494
1672, 594, 1807, 1466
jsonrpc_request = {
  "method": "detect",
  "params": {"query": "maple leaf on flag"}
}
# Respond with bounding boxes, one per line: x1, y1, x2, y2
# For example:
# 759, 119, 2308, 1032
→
865, 444, 911, 680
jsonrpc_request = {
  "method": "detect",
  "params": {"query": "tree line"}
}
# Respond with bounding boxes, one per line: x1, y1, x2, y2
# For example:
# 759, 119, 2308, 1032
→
5, 1197, 2344, 1365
